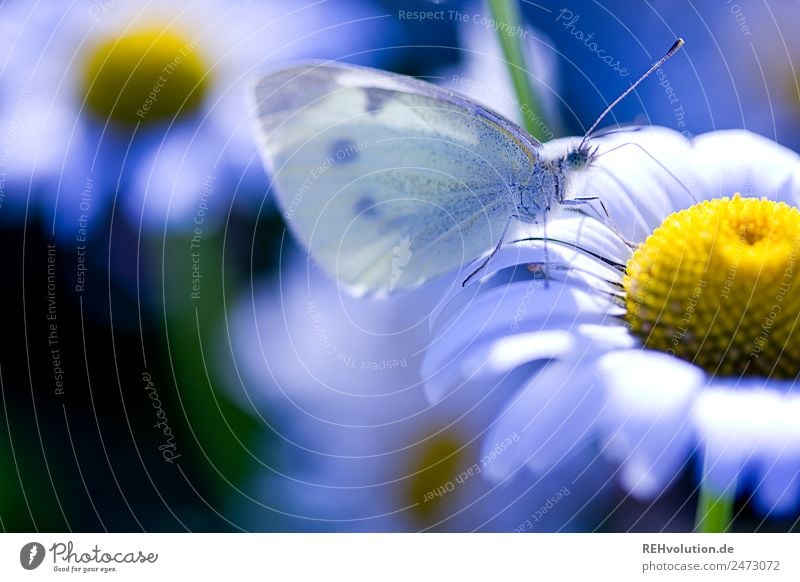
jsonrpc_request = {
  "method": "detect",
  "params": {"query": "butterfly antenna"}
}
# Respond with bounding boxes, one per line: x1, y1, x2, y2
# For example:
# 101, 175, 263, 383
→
579, 38, 684, 150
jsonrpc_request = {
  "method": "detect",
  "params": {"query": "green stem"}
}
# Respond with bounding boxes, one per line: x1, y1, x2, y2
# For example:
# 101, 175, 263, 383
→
695, 480, 735, 532
487, 0, 548, 141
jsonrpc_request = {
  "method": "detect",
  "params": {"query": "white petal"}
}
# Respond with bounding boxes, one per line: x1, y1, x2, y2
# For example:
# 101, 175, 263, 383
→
481, 357, 603, 481
595, 350, 704, 499
427, 215, 627, 333
425, 322, 634, 406
692, 130, 800, 205
128, 125, 229, 231
752, 388, 800, 515
519, 213, 633, 268
422, 281, 621, 403
227, 259, 439, 426
693, 380, 800, 504
755, 453, 800, 517
460, 329, 579, 379
462, 323, 635, 381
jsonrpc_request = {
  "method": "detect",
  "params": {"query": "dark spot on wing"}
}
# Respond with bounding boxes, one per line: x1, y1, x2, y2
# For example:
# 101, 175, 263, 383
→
255, 68, 337, 117
330, 138, 359, 163
364, 87, 394, 114
354, 195, 379, 218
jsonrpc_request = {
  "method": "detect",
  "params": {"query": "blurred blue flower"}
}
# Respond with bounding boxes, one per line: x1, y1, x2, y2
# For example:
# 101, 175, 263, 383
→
0, 0, 392, 239
224, 252, 613, 531
423, 126, 800, 519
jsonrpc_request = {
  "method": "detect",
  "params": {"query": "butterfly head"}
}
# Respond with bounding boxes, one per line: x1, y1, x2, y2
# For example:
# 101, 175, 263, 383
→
564, 141, 598, 171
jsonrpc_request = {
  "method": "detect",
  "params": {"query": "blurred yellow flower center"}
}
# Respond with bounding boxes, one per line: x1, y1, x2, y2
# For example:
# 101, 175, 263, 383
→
624, 194, 800, 378
82, 28, 210, 125
405, 434, 466, 526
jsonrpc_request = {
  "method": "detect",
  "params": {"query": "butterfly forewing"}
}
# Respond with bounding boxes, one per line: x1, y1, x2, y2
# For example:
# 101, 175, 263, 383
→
252, 62, 539, 295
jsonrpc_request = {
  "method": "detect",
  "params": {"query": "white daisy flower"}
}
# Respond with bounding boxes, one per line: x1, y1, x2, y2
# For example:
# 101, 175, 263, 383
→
223, 254, 613, 531
0, 0, 388, 235
423, 126, 800, 523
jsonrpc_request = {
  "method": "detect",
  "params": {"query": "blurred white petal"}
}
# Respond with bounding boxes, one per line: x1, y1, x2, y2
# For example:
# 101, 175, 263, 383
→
693, 382, 800, 503
692, 130, 800, 205
482, 357, 602, 481
595, 350, 704, 499
423, 280, 621, 403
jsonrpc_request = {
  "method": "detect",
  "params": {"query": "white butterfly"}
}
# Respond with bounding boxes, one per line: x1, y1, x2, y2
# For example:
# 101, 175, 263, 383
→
251, 40, 682, 295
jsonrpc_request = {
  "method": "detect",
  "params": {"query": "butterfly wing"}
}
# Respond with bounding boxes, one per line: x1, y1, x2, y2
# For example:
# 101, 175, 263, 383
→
252, 61, 539, 295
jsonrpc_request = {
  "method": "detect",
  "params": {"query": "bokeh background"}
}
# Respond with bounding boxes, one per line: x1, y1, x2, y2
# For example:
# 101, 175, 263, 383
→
1, 0, 799, 532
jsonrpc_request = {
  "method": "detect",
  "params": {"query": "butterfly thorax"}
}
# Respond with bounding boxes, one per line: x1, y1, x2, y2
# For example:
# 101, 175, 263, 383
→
517, 141, 596, 224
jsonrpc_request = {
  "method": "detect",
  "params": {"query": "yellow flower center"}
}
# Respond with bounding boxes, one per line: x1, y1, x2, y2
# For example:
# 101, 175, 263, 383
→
405, 433, 466, 526
624, 194, 800, 378
82, 27, 210, 125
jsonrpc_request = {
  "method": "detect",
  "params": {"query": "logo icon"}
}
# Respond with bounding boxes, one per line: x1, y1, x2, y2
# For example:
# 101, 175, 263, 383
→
20, 542, 45, 570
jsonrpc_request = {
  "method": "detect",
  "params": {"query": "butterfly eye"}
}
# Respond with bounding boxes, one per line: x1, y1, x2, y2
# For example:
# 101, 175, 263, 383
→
565, 149, 589, 169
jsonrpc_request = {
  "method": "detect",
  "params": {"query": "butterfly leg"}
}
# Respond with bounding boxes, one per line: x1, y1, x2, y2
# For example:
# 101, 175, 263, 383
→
561, 196, 636, 249
560, 195, 609, 221
461, 216, 515, 287
542, 213, 550, 289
